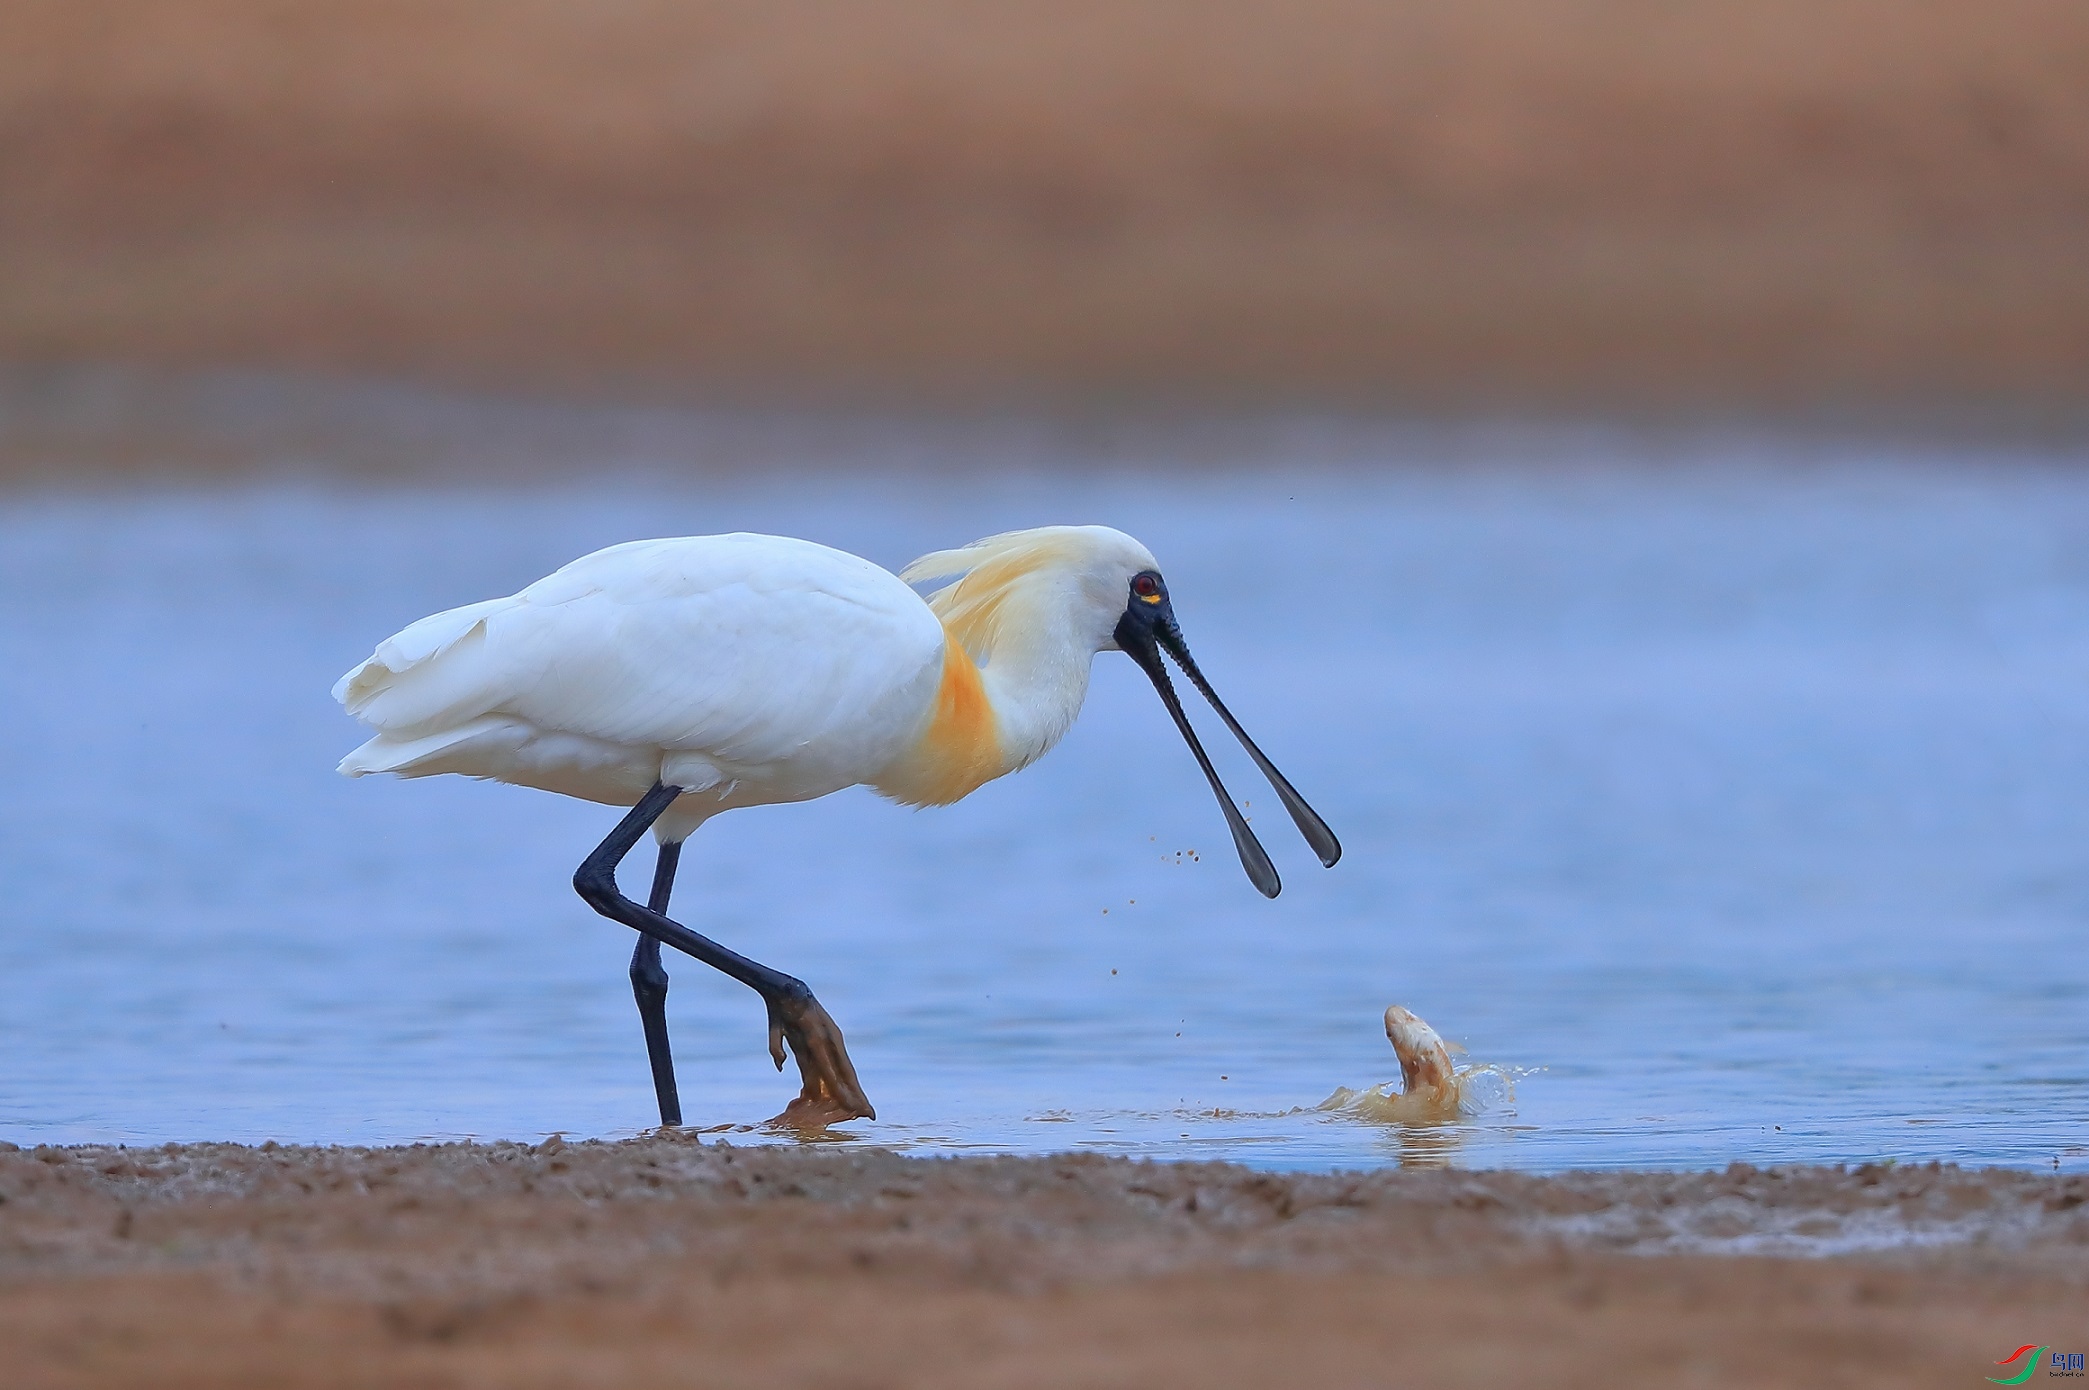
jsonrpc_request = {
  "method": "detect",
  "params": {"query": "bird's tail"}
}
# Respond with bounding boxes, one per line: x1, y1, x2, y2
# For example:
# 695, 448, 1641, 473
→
332, 595, 517, 717
336, 716, 518, 778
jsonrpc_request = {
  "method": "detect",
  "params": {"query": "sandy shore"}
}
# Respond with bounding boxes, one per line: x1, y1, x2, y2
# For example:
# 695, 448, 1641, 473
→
1, 1137, 2082, 1387
6, 1, 2087, 408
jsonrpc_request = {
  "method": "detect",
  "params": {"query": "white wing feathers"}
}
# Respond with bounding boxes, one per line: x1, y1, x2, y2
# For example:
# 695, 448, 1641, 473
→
334, 535, 947, 802
333, 596, 521, 734
333, 595, 519, 715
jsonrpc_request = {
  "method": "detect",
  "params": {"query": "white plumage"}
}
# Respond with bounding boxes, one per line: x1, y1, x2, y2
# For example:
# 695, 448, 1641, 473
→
336, 533, 958, 837
336, 526, 1159, 843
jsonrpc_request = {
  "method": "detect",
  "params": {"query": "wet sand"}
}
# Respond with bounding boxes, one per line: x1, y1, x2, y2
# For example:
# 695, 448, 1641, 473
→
6, 1, 2088, 408
2, 1137, 2083, 1387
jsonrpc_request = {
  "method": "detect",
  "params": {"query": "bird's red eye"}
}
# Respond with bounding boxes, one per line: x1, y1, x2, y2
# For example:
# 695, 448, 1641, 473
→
1132, 575, 1160, 599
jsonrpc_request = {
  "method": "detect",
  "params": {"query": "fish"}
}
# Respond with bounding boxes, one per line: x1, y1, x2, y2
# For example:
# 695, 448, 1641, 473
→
1318, 1004, 1512, 1124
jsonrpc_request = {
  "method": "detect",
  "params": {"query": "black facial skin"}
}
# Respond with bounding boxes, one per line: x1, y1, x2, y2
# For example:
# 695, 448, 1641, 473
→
1112, 570, 1341, 898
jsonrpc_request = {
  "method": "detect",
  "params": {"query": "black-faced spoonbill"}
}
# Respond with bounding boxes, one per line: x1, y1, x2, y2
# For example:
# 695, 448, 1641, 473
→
335, 526, 1339, 1126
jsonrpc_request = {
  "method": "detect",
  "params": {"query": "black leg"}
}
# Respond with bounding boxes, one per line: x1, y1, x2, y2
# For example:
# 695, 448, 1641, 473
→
574, 783, 875, 1124
630, 840, 683, 1127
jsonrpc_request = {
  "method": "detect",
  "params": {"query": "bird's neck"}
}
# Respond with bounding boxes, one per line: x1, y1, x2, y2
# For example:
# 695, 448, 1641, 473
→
975, 613, 1095, 777
870, 595, 1098, 808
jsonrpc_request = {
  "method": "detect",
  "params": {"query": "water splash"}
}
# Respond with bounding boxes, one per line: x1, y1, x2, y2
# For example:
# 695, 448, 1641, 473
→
1319, 1005, 1530, 1123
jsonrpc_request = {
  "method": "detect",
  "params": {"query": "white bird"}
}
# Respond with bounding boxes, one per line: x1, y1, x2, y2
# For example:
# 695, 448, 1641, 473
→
335, 526, 1338, 1126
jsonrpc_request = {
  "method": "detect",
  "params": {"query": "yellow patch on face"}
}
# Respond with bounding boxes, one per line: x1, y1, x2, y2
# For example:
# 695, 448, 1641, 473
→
871, 628, 1004, 807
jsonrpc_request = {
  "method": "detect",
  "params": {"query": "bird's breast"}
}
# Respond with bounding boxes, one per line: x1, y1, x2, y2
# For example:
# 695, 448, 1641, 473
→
869, 629, 1004, 807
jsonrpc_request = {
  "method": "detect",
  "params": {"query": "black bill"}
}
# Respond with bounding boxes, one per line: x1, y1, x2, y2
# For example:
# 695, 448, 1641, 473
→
1115, 608, 1341, 898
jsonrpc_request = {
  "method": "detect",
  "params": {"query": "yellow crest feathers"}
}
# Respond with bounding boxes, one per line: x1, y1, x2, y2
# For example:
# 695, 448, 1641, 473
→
899, 528, 1091, 663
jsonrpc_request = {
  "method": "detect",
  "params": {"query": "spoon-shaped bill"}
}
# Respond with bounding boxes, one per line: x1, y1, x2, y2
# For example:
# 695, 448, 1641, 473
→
1155, 622, 1341, 868
1119, 628, 1281, 897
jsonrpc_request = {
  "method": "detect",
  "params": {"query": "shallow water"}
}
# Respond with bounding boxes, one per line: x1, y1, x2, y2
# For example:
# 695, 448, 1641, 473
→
4, 433, 2088, 1172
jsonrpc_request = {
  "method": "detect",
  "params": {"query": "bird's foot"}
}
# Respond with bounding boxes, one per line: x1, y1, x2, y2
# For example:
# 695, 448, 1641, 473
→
764, 984, 876, 1127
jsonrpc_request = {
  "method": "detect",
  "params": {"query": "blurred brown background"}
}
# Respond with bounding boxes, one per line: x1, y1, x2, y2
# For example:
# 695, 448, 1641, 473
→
4, 0, 2087, 409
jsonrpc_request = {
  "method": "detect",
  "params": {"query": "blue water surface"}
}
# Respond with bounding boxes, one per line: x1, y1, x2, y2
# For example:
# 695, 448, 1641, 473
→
2, 426, 2086, 1171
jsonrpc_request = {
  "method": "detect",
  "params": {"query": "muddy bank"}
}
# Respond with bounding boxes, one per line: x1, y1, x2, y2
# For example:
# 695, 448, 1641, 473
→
5, 1, 2087, 409
1, 1137, 2083, 1387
